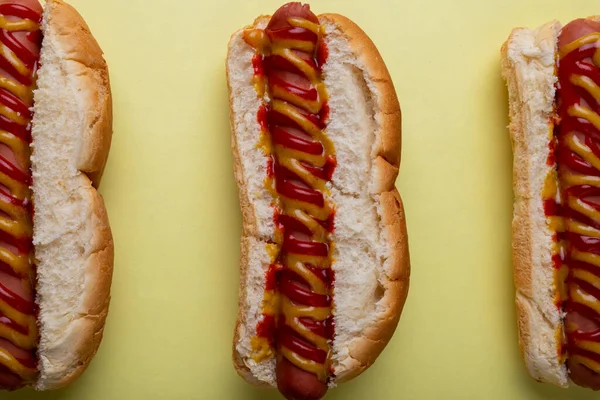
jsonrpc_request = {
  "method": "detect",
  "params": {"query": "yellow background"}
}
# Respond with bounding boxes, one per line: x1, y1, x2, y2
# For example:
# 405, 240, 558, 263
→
4, 0, 600, 399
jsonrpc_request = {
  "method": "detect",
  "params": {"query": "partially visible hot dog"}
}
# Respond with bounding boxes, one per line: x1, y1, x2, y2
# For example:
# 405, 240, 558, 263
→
0, 0, 114, 391
502, 15, 600, 391
227, 2, 410, 399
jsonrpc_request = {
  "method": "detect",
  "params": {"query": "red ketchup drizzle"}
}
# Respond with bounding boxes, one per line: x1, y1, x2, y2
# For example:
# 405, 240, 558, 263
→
257, 315, 277, 345
0, 3, 41, 390
251, 12, 336, 373
267, 26, 318, 42
277, 324, 328, 363
544, 198, 562, 217
269, 74, 318, 101
255, 263, 280, 345
271, 126, 323, 154
0, 282, 33, 314
0, 314, 27, 336
548, 134, 557, 166
252, 54, 264, 77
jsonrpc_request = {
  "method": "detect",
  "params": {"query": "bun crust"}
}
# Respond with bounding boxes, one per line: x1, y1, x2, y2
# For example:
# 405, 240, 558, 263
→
31, 0, 113, 390
228, 12, 409, 387
501, 21, 568, 387
47, 0, 112, 188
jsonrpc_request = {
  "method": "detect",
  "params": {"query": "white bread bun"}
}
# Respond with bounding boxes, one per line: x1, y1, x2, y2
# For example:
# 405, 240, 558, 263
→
30, 0, 113, 390
227, 13, 410, 387
501, 21, 568, 387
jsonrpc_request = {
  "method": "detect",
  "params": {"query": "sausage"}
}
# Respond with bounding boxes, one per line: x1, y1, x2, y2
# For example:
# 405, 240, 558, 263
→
277, 357, 328, 400
265, 3, 330, 399
558, 19, 600, 49
266, 2, 318, 30
557, 18, 600, 390
0, 0, 42, 389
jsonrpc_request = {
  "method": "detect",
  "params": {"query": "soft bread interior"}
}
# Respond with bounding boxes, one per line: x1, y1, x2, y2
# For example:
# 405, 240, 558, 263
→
31, 0, 113, 390
228, 15, 408, 386
501, 21, 568, 387
228, 17, 280, 387
321, 16, 402, 382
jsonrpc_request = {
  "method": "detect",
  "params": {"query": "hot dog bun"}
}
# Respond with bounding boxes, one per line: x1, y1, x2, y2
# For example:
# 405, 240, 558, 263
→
501, 16, 600, 389
32, 0, 112, 390
501, 20, 566, 387
227, 11, 409, 388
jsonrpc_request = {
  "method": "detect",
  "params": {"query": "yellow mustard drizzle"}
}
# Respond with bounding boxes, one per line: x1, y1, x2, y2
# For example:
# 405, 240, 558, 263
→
0, 347, 33, 378
559, 32, 600, 62
0, 17, 35, 33
244, 17, 335, 380
0, 14, 39, 382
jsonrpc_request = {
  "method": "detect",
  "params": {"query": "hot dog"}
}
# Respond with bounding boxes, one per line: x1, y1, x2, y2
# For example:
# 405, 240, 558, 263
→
0, 0, 113, 391
502, 16, 600, 389
227, 3, 409, 399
